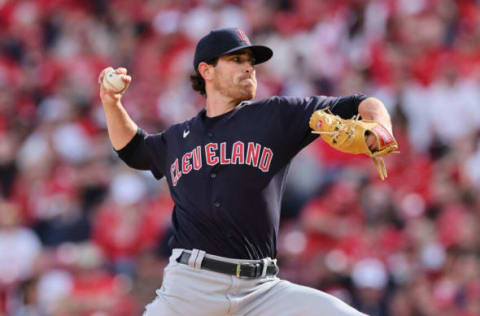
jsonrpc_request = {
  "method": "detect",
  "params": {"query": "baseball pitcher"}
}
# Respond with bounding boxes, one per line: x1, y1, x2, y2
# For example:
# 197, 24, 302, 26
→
98, 28, 396, 316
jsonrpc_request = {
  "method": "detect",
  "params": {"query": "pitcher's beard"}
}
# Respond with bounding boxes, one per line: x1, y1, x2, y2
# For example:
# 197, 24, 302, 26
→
222, 86, 256, 102
236, 87, 255, 101
238, 79, 256, 100
214, 77, 256, 102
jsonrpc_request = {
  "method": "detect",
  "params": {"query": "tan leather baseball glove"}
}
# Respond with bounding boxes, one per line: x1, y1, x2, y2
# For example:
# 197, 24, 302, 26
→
309, 109, 398, 180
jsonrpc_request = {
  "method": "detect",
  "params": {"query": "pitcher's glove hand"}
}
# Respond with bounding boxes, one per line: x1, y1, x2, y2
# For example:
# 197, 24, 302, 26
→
309, 109, 398, 180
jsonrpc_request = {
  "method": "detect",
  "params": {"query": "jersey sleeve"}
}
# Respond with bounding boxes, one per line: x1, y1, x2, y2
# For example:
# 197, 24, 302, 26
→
268, 94, 367, 152
115, 128, 166, 179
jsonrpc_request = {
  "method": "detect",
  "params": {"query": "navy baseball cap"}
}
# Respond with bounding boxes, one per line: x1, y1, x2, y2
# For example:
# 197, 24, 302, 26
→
193, 27, 273, 72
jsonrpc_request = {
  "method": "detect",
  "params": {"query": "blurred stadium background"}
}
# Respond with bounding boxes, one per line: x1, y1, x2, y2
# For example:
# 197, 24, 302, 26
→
1, 0, 480, 315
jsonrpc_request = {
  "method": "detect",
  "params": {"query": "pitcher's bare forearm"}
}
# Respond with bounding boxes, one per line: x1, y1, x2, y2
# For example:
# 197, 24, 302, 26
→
98, 67, 136, 150
103, 100, 138, 150
358, 97, 392, 133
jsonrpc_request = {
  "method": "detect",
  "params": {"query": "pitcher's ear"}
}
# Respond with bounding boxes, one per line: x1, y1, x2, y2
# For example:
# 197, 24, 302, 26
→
198, 62, 213, 80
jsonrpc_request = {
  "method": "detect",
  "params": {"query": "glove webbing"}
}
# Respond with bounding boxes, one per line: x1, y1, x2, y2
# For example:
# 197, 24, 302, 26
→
311, 111, 360, 148
312, 110, 389, 180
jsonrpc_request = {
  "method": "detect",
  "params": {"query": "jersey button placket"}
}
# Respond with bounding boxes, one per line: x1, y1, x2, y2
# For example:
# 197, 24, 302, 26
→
207, 130, 219, 209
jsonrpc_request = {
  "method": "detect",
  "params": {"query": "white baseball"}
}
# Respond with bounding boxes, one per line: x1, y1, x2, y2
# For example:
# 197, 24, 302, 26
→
103, 71, 127, 93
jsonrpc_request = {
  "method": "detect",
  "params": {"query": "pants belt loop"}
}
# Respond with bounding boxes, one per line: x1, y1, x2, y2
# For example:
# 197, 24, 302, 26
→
188, 249, 200, 269
194, 250, 206, 270
261, 258, 268, 277
171, 249, 183, 262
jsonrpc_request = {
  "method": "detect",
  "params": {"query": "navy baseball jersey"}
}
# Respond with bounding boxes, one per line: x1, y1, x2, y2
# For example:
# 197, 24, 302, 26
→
117, 95, 366, 260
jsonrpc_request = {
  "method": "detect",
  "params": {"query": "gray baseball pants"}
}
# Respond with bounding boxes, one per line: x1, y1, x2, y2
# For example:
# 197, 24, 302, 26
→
143, 249, 367, 316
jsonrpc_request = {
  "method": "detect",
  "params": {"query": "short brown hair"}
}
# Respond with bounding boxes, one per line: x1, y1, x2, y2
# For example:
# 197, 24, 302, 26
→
190, 58, 218, 96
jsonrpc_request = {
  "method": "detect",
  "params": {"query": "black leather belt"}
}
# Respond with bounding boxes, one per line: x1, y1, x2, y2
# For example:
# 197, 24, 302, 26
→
176, 251, 279, 278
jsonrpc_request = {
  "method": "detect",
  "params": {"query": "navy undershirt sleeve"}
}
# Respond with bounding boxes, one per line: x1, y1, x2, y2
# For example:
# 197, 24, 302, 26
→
327, 94, 368, 118
267, 94, 367, 153
115, 128, 166, 179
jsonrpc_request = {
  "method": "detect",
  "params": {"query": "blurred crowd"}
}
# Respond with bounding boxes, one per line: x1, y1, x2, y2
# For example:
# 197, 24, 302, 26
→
1, 0, 480, 315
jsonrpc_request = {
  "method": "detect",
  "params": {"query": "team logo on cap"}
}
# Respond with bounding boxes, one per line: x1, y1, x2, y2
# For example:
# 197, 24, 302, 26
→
237, 29, 250, 44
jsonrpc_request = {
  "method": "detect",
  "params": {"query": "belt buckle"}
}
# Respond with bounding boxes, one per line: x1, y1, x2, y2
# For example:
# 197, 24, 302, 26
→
236, 264, 242, 278
236, 263, 261, 279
